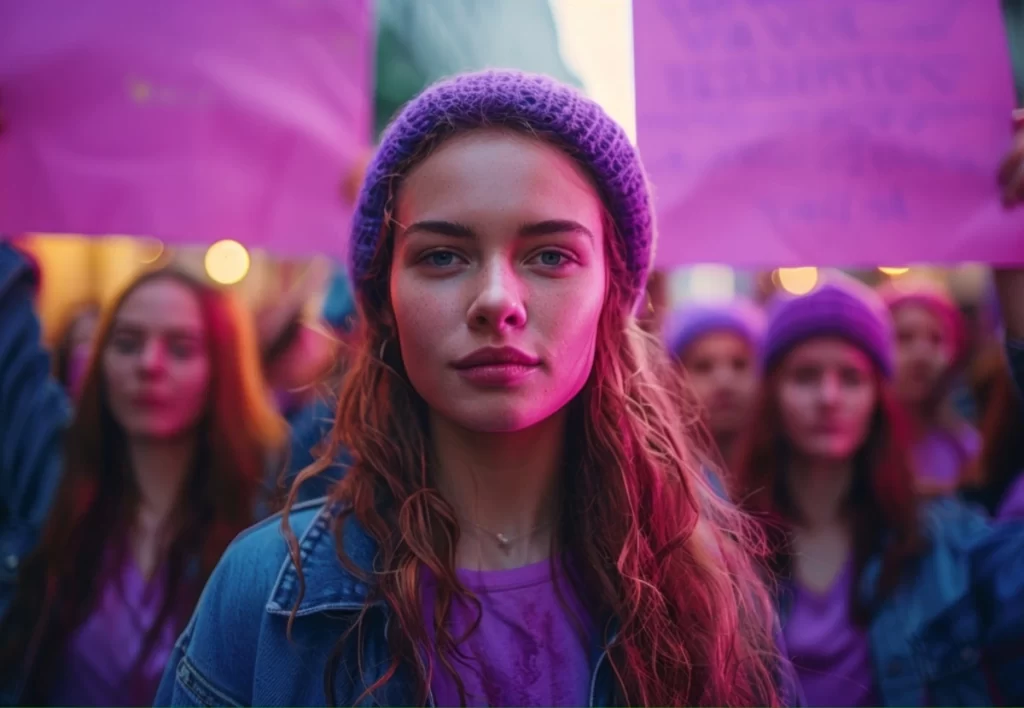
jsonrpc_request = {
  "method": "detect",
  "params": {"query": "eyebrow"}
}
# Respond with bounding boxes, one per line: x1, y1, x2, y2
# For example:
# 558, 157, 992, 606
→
403, 219, 594, 241
112, 321, 204, 338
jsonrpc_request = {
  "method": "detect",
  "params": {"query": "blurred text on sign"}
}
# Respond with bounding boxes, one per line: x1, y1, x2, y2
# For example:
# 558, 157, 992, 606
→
634, 0, 1024, 268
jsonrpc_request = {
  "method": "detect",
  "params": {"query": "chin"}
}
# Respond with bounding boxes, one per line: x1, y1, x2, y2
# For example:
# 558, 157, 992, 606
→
443, 402, 561, 434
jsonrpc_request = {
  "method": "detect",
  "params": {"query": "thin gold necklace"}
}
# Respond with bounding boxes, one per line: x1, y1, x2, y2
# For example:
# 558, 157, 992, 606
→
460, 518, 554, 551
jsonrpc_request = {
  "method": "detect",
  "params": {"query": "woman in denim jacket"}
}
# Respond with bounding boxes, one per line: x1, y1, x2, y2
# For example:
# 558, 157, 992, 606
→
156, 70, 802, 707
734, 274, 1024, 706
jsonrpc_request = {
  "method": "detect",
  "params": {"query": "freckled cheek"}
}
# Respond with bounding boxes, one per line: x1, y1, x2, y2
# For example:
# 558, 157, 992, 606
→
391, 281, 464, 361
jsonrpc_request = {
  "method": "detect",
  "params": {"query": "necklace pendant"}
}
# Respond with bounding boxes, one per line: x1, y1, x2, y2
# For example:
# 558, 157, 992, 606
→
496, 533, 510, 549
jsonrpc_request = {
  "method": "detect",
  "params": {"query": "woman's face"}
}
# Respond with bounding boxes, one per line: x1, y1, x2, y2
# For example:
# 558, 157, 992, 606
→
389, 130, 608, 433
683, 332, 759, 439
103, 278, 211, 440
893, 303, 953, 405
776, 337, 877, 462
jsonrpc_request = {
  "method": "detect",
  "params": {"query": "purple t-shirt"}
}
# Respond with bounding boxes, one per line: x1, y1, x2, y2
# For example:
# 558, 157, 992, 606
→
783, 559, 878, 707
913, 426, 980, 489
48, 547, 182, 707
423, 558, 593, 707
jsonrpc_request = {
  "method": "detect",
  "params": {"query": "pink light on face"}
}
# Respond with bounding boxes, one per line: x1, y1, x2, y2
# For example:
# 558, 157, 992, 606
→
388, 130, 608, 433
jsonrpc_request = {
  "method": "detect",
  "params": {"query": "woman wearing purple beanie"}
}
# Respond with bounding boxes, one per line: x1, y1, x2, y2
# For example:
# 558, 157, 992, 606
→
154, 71, 797, 707
734, 274, 1024, 707
880, 282, 980, 497
666, 300, 765, 469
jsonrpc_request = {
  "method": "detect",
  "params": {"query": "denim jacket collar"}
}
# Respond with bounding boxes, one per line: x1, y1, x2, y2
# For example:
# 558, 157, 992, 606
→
265, 501, 384, 617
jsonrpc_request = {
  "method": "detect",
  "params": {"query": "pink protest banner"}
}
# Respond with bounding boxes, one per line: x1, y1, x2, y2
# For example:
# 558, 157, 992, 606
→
635, 0, 1024, 267
0, 0, 371, 256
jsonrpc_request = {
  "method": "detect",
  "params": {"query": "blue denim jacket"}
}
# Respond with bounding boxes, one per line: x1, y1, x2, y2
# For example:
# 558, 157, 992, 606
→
779, 500, 1024, 706
0, 244, 70, 622
156, 498, 802, 707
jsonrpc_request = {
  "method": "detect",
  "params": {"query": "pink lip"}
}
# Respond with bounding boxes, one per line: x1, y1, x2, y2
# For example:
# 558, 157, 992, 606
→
452, 346, 541, 388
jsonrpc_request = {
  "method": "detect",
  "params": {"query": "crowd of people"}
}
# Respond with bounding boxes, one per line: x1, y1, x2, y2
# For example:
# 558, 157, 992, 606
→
1, 68, 1024, 707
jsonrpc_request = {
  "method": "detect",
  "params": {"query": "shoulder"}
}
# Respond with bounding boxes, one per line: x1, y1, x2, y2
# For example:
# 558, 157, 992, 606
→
164, 498, 331, 705
919, 497, 991, 551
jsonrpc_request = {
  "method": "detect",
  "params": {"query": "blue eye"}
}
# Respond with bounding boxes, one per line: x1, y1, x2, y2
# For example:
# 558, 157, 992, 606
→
425, 251, 457, 267
537, 251, 569, 267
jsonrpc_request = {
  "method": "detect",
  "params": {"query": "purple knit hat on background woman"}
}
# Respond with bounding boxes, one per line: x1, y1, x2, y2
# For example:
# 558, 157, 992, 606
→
665, 300, 766, 360
347, 69, 654, 309
762, 273, 895, 377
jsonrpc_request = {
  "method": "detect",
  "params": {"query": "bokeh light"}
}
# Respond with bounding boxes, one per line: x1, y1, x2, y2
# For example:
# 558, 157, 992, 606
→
204, 240, 250, 285
879, 266, 910, 276
776, 267, 819, 295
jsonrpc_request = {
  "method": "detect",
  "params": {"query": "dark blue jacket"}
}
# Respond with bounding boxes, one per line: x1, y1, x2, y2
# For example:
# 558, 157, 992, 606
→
0, 243, 70, 622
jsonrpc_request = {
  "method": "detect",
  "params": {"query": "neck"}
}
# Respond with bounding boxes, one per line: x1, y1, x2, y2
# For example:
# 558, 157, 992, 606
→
127, 434, 197, 536
714, 430, 738, 467
431, 410, 566, 571
786, 455, 855, 530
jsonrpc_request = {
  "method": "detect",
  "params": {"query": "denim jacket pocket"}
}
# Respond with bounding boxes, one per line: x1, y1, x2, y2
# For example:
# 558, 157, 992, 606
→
173, 656, 244, 708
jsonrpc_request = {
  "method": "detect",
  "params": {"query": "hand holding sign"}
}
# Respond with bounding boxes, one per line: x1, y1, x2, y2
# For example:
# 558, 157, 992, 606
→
635, 0, 1024, 268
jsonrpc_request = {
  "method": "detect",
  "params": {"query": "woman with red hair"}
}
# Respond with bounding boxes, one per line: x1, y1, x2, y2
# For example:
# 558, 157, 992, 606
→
0, 257, 286, 705
156, 70, 797, 708
734, 274, 1024, 706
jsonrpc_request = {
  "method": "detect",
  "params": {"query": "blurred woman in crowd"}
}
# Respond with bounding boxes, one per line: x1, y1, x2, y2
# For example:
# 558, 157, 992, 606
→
963, 360, 1024, 519
882, 282, 979, 496
0, 264, 286, 706
157, 70, 797, 707
52, 301, 99, 399
735, 275, 1024, 706
666, 300, 764, 469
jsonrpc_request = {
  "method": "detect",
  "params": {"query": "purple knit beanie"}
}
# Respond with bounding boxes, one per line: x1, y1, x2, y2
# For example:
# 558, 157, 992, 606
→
762, 274, 895, 377
665, 300, 766, 360
348, 69, 654, 309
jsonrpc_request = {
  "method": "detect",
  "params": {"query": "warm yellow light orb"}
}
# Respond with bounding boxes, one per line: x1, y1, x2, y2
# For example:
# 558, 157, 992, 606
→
204, 240, 250, 285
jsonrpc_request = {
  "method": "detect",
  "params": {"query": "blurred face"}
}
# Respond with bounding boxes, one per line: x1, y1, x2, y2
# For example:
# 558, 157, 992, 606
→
390, 130, 607, 433
103, 279, 211, 440
681, 332, 759, 438
776, 338, 877, 463
893, 304, 954, 405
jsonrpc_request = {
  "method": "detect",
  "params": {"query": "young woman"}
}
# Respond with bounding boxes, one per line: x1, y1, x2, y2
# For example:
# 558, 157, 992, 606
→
155, 70, 797, 707
0, 264, 286, 706
882, 282, 979, 496
666, 300, 764, 468
734, 275, 1024, 706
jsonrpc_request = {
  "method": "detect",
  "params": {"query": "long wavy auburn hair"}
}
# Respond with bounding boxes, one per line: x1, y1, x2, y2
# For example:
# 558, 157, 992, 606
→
284, 122, 785, 707
732, 360, 925, 624
0, 268, 286, 702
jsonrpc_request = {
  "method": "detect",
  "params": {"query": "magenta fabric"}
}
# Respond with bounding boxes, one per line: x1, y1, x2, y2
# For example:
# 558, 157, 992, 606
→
422, 558, 593, 707
48, 546, 182, 706
783, 558, 878, 707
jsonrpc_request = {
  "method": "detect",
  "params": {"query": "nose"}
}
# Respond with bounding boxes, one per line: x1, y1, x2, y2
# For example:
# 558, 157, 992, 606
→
137, 339, 166, 377
819, 371, 841, 406
466, 258, 526, 334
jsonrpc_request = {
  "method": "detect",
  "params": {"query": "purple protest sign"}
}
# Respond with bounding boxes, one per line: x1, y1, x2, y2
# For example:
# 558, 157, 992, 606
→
0, 0, 371, 256
635, 0, 1024, 267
